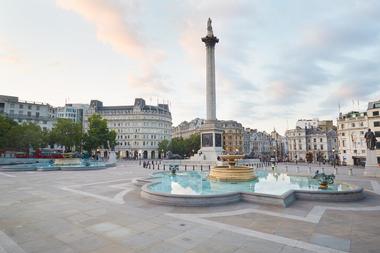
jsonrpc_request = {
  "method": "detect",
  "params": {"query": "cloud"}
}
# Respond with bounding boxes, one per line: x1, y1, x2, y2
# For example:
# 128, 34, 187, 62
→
0, 40, 23, 64
56, 0, 169, 94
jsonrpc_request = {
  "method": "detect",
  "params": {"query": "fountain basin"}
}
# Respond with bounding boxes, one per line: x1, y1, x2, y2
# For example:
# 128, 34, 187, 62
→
138, 171, 364, 207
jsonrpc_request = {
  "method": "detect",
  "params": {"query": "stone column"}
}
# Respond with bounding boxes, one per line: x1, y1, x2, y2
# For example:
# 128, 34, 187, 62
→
202, 18, 219, 122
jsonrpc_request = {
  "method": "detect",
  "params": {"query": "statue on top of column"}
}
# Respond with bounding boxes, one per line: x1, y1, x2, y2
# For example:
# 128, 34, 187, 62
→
207, 18, 213, 36
365, 128, 377, 150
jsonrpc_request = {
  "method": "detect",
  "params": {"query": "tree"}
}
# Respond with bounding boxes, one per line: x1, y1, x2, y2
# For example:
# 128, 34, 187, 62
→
83, 114, 116, 153
7, 123, 45, 152
164, 134, 201, 157
0, 115, 18, 149
158, 139, 169, 156
50, 119, 83, 152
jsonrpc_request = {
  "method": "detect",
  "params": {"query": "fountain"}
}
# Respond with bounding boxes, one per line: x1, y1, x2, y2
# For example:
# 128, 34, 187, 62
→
208, 155, 256, 182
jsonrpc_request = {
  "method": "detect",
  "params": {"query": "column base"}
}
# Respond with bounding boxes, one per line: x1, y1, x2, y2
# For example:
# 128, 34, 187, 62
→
364, 150, 379, 177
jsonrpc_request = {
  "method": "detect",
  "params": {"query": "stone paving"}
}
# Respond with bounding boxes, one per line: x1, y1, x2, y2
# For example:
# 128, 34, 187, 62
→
0, 161, 380, 253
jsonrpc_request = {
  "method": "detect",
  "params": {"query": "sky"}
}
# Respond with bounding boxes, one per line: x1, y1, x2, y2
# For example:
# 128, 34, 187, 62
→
1, 0, 380, 135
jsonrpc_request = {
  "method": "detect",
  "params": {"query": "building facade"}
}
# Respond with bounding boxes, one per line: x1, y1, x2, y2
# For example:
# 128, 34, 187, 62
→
83, 98, 172, 159
286, 128, 307, 162
367, 100, 380, 163
56, 103, 89, 123
172, 118, 204, 139
0, 95, 55, 130
220, 120, 244, 153
337, 111, 368, 166
250, 130, 272, 161
172, 118, 245, 154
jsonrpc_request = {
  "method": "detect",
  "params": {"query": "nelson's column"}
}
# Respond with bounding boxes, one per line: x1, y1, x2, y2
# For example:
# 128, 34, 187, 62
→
196, 18, 224, 161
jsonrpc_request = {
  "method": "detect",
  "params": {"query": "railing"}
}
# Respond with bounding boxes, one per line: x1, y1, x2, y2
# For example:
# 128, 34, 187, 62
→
140, 160, 361, 176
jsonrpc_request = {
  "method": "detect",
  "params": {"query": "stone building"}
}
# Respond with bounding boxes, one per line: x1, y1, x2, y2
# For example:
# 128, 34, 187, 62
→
270, 129, 287, 161
367, 100, 380, 163
250, 130, 272, 160
296, 118, 334, 132
172, 118, 244, 154
286, 127, 307, 162
56, 103, 89, 123
0, 95, 55, 130
286, 126, 338, 163
172, 118, 204, 139
337, 111, 368, 166
220, 120, 244, 154
83, 98, 172, 159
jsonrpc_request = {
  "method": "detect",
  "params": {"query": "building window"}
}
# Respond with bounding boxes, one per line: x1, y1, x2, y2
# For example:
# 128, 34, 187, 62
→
360, 122, 364, 126
314, 145, 317, 150
341, 124, 344, 129
27, 111, 31, 117
373, 111, 379, 116
376, 131, 380, 138
320, 145, 323, 150
313, 138, 316, 142
377, 143, 380, 150
36, 112, 39, 117
343, 150, 346, 153
10, 103, 15, 108
351, 123, 355, 127
342, 133, 345, 136
320, 138, 322, 142
374, 121, 380, 127
28, 105, 32, 110
19, 104, 24, 109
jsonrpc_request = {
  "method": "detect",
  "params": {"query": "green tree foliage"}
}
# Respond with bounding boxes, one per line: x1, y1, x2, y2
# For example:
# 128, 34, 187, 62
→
158, 139, 169, 154
0, 115, 18, 149
163, 134, 201, 157
83, 114, 116, 153
50, 119, 82, 151
7, 123, 45, 151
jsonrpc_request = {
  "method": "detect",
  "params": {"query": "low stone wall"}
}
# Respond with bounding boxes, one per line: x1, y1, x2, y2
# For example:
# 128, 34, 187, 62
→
139, 178, 365, 208
141, 183, 241, 206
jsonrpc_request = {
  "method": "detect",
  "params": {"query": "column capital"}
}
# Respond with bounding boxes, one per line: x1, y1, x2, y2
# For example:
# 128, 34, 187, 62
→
201, 35, 219, 47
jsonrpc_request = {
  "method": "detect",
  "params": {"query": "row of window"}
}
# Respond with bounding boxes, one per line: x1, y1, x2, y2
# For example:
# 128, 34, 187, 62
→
10, 103, 41, 110
116, 134, 167, 140
116, 141, 158, 147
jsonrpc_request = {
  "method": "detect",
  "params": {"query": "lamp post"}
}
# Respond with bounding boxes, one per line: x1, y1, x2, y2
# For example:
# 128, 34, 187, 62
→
332, 148, 336, 168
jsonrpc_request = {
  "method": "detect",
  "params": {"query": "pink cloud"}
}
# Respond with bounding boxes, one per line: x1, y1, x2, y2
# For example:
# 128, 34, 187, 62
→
57, 0, 167, 94
0, 41, 23, 64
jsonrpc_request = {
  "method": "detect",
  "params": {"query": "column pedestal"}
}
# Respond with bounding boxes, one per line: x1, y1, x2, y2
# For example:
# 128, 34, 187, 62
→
191, 121, 223, 161
364, 150, 380, 177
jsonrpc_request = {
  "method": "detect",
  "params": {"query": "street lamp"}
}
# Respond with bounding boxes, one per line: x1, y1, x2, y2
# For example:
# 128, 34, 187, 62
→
332, 148, 336, 168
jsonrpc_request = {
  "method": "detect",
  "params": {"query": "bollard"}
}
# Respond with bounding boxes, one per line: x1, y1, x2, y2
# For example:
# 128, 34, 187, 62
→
193, 165, 195, 171
334, 167, 338, 175
153, 164, 155, 170
158, 164, 160, 170
348, 168, 353, 176
209, 165, 211, 171
163, 164, 165, 170
149, 164, 151, 170
201, 165, 203, 171
185, 165, 187, 171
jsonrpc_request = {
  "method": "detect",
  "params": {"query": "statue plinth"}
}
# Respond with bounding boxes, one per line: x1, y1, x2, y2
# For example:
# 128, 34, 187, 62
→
364, 149, 380, 177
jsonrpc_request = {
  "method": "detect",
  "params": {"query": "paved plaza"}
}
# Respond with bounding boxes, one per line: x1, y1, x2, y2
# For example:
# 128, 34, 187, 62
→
1, 161, 380, 253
